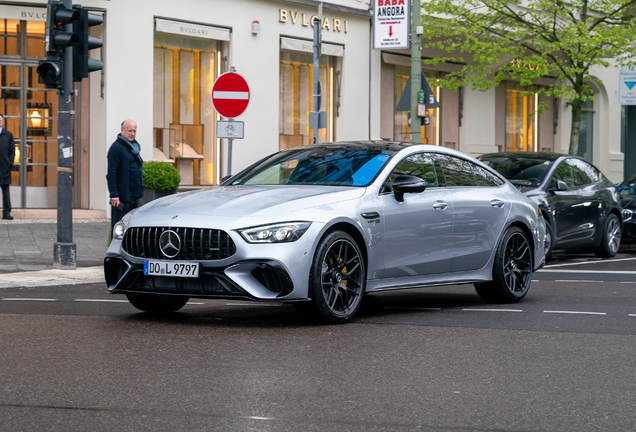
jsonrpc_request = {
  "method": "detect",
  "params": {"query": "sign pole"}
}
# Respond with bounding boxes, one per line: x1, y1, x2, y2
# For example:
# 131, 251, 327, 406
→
410, 0, 421, 144
227, 119, 233, 175
54, 0, 76, 269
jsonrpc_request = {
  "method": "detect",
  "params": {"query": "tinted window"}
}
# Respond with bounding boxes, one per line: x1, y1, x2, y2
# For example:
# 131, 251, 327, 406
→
480, 155, 551, 188
473, 164, 505, 187
434, 154, 476, 187
571, 159, 600, 186
550, 159, 576, 188
235, 148, 391, 186
385, 152, 439, 192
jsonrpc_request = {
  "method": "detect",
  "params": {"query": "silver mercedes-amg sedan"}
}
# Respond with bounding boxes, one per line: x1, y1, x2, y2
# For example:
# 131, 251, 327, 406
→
104, 142, 546, 323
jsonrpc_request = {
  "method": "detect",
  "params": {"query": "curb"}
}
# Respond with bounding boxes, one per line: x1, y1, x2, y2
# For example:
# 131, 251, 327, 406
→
0, 266, 105, 289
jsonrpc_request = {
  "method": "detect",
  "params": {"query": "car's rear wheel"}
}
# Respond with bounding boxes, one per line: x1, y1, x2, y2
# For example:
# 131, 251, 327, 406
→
126, 294, 189, 314
304, 231, 365, 324
475, 226, 532, 303
594, 213, 621, 258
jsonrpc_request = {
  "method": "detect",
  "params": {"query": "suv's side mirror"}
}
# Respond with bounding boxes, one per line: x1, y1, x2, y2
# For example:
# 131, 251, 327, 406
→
392, 175, 427, 202
550, 179, 568, 191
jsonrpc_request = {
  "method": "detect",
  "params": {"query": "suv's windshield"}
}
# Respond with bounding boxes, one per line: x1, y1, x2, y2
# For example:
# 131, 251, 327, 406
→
480, 156, 552, 188
231, 147, 391, 187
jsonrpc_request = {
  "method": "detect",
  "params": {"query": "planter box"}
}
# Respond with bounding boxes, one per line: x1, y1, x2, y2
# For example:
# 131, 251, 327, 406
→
138, 188, 176, 206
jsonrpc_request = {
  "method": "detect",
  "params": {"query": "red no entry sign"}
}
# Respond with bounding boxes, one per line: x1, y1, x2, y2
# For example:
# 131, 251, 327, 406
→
211, 72, 250, 118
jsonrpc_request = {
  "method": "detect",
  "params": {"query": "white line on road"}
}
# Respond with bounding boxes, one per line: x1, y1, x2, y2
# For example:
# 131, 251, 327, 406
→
2, 298, 57, 301
187, 302, 205, 305
383, 307, 442, 311
540, 269, 636, 274
544, 310, 606, 316
629, 314, 636, 317
74, 299, 129, 303
463, 308, 522, 312
620, 281, 636, 284
544, 256, 636, 268
554, 280, 600, 283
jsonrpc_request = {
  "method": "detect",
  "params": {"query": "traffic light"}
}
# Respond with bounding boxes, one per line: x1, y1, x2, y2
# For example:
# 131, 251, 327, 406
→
37, 2, 80, 89
72, 6, 103, 82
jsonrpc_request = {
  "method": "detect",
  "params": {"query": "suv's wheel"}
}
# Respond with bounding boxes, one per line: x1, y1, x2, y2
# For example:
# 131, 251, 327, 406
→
594, 213, 621, 258
475, 226, 532, 303
126, 294, 189, 313
304, 230, 365, 324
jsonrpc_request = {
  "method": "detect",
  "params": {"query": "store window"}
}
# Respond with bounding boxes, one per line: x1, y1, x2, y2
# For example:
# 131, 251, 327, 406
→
154, 27, 226, 186
506, 84, 538, 152
279, 42, 341, 149
394, 67, 439, 144
578, 97, 593, 162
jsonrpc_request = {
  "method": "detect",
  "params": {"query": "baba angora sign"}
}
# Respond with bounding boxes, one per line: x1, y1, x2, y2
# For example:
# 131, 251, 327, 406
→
373, 0, 410, 50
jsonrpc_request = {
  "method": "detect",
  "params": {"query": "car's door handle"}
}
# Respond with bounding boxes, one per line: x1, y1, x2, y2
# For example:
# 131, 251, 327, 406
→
433, 201, 448, 211
491, 199, 505, 208
361, 212, 380, 219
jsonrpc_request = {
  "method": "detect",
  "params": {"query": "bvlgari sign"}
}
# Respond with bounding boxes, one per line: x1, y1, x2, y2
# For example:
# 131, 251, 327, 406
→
155, 19, 230, 42
0, 5, 47, 21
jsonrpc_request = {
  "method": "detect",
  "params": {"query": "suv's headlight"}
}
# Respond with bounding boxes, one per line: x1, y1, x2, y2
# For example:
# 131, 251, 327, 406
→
113, 221, 126, 240
239, 222, 312, 243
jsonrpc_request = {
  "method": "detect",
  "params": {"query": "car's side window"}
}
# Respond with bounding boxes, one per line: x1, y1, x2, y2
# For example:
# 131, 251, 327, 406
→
434, 154, 476, 187
473, 164, 505, 187
550, 160, 576, 188
383, 152, 439, 193
571, 159, 600, 186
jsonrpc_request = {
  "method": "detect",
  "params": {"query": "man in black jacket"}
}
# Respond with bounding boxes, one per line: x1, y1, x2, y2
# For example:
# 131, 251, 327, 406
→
0, 114, 15, 220
106, 119, 143, 237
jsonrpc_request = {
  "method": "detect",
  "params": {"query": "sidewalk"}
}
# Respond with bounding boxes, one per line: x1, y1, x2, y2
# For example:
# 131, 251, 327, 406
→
0, 210, 110, 287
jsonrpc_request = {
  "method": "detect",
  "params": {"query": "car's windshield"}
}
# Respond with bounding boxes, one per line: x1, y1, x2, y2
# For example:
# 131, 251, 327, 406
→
231, 147, 391, 187
480, 156, 552, 188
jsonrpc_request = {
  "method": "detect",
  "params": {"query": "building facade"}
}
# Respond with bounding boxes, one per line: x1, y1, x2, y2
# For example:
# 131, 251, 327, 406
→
0, 0, 627, 216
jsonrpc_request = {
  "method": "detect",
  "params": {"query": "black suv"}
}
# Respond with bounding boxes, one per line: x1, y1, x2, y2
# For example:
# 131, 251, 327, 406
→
479, 152, 622, 258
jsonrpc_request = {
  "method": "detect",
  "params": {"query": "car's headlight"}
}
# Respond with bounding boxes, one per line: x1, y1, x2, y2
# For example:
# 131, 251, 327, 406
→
113, 221, 126, 240
239, 222, 312, 243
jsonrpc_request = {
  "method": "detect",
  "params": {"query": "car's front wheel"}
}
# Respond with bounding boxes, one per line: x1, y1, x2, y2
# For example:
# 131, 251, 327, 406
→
594, 213, 621, 258
304, 230, 366, 324
126, 294, 189, 314
475, 226, 532, 303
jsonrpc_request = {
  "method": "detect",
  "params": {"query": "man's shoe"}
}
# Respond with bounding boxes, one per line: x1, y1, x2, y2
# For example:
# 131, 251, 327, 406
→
2, 214, 13, 220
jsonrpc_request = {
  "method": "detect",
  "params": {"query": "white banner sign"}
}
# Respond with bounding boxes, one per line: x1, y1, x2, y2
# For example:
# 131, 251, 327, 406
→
619, 65, 636, 105
373, 0, 410, 50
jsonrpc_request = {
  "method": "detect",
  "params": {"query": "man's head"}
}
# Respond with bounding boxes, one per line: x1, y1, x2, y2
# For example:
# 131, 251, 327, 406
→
121, 119, 137, 142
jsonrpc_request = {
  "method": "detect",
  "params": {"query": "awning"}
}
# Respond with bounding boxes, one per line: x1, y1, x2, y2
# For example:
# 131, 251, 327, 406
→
280, 37, 344, 57
156, 19, 230, 42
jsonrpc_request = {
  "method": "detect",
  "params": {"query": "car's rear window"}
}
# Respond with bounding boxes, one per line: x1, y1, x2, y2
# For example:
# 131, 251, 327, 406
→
232, 148, 391, 187
480, 156, 552, 188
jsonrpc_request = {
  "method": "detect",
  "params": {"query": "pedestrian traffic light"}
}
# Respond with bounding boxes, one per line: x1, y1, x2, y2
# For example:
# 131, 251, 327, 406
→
37, 2, 80, 89
72, 6, 103, 82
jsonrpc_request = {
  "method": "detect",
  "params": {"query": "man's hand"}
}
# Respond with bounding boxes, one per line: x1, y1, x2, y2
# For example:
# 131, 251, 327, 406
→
110, 197, 120, 207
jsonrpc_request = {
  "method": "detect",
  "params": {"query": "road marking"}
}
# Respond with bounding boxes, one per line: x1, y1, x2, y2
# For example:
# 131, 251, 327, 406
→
463, 308, 522, 312
544, 256, 636, 268
2, 298, 57, 301
544, 310, 606, 316
540, 269, 636, 274
554, 280, 600, 283
620, 281, 636, 284
187, 302, 205, 305
383, 307, 442, 311
629, 314, 636, 317
74, 299, 129, 303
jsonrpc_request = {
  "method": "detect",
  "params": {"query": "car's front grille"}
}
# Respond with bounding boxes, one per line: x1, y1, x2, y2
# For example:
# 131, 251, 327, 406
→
122, 227, 237, 260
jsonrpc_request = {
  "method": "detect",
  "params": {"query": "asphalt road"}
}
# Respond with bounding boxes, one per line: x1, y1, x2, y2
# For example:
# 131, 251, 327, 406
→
1, 252, 635, 432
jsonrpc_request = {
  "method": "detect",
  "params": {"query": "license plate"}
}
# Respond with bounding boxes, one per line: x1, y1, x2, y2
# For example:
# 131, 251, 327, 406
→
144, 260, 199, 278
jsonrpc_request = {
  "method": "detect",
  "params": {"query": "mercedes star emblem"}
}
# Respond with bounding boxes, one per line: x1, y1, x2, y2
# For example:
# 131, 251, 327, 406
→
159, 230, 181, 258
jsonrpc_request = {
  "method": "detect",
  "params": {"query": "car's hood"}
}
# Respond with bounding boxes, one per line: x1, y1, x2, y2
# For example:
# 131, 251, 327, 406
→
133, 185, 365, 222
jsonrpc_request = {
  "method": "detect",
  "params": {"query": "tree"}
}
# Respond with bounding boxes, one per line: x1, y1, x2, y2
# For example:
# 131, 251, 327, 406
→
419, 0, 636, 155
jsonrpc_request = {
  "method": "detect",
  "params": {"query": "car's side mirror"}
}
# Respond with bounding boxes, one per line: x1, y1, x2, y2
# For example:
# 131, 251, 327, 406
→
392, 175, 427, 202
550, 180, 568, 192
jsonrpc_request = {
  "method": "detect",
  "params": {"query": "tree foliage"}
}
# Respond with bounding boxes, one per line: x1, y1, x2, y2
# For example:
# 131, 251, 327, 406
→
420, 0, 636, 154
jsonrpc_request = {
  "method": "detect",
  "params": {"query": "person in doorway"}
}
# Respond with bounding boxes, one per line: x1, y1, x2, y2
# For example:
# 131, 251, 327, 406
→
0, 114, 15, 220
107, 119, 143, 239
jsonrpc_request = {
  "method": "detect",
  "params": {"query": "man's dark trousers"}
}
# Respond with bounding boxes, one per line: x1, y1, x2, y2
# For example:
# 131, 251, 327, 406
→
1, 184, 10, 217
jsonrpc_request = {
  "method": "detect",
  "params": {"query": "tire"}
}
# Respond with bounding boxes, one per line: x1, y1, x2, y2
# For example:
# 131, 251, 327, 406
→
475, 226, 532, 303
544, 219, 554, 259
594, 213, 621, 258
126, 294, 189, 314
304, 230, 366, 324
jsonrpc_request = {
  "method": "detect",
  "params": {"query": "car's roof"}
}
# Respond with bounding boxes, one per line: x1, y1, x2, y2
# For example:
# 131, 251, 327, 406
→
281, 141, 412, 155
480, 151, 567, 162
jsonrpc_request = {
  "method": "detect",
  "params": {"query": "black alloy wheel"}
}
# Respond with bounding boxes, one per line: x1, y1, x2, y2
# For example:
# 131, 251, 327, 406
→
305, 231, 366, 324
544, 220, 553, 259
594, 213, 621, 258
475, 226, 532, 303
126, 294, 189, 314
